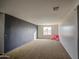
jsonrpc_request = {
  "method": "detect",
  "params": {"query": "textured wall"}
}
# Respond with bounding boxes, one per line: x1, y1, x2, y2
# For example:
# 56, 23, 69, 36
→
0, 13, 4, 53
4, 14, 37, 53
37, 25, 58, 39
59, 8, 78, 59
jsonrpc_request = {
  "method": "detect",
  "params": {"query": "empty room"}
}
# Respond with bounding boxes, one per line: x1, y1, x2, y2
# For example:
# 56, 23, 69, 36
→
0, 0, 79, 59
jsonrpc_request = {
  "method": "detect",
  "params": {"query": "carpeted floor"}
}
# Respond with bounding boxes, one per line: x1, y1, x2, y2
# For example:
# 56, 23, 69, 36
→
6, 39, 71, 59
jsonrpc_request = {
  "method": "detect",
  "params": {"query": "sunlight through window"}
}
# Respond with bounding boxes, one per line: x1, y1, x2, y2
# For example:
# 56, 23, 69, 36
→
43, 27, 52, 35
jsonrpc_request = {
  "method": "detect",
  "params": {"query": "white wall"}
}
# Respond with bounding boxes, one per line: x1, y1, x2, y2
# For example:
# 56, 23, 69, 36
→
59, 8, 78, 59
0, 13, 5, 53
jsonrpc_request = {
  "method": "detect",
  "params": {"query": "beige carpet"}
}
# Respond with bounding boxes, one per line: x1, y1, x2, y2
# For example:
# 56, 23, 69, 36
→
6, 39, 71, 59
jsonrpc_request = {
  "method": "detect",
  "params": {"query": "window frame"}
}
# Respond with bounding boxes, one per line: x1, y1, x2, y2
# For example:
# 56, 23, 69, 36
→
43, 26, 52, 35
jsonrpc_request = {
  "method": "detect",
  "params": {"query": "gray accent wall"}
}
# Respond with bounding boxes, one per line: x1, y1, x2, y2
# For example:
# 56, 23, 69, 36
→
4, 14, 37, 53
59, 8, 78, 59
37, 25, 58, 39
77, 5, 79, 59
0, 13, 5, 53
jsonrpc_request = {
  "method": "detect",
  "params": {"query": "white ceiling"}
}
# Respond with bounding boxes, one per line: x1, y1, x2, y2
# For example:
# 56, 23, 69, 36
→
0, 0, 76, 25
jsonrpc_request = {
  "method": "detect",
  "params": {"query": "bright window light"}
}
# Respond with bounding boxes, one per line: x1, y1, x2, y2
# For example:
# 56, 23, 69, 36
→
43, 27, 52, 35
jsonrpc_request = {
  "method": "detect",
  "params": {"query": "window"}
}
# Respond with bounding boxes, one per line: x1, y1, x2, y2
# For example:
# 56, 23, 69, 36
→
43, 27, 52, 35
